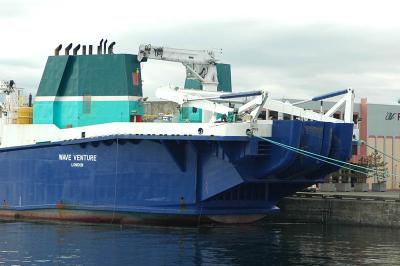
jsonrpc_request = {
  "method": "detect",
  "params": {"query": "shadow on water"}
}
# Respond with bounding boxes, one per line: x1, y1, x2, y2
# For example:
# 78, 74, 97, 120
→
0, 221, 399, 265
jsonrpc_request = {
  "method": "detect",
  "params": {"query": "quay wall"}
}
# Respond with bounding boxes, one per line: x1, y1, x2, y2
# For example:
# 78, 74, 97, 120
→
274, 194, 400, 227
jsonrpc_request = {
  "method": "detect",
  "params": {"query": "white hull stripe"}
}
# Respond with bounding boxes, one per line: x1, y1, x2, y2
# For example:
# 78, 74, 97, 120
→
34, 96, 142, 102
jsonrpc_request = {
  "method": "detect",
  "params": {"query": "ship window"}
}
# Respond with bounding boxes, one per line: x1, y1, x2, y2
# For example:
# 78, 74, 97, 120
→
283, 114, 291, 120
257, 110, 266, 120
83, 95, 91, 114
269, 111, 278, 120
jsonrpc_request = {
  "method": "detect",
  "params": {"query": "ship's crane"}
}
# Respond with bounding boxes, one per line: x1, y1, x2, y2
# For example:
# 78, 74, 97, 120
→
0, 80, 15, 95
137, 44, 354, 125
137, 44, 270, 122
139, 44, 238, 122
137, 44, 219, 91
0, 80, 19, 125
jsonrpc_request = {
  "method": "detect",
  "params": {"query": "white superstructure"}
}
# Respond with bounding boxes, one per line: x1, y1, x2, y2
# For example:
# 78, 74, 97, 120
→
0, 87, 354, 149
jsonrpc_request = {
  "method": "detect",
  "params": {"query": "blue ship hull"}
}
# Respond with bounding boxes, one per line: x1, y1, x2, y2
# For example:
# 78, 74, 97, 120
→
0, 120, 353, 224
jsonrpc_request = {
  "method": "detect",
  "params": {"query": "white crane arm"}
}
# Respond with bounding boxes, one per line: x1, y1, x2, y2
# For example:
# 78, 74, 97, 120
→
137, 44, 216, 64
138, 44, 219, 91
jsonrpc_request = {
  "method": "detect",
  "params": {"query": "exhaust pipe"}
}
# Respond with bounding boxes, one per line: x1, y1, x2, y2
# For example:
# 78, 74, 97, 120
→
65, 43, 73, 55
89, 45, 93, 55
73, 44, 81, 55
54, 44, 62, 56
108, 42, 116, 54
103, 39, 108, 55
28, 94, 33, 107
82, 45, 86, 55
97, 39, 104, 54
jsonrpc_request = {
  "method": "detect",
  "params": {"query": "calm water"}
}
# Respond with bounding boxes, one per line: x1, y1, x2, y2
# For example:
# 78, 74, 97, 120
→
0, 221, 399, 265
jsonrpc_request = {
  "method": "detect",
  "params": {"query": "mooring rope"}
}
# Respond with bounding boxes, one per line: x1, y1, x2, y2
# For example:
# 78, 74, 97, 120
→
255, 135, 400, 179
362, 142, 400, 163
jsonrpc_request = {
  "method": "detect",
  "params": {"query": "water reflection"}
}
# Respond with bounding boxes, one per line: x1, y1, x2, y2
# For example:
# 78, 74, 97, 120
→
0, 222, 398, 265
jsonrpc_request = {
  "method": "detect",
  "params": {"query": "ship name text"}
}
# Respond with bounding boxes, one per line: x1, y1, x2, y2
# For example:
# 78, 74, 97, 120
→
58, 154, 97, 162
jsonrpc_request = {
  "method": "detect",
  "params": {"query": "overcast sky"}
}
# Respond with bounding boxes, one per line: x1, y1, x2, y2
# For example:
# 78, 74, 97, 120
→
2, 0, 400, 103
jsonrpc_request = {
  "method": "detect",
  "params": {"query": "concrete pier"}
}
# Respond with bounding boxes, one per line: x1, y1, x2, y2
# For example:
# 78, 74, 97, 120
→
273, 192, 400, 227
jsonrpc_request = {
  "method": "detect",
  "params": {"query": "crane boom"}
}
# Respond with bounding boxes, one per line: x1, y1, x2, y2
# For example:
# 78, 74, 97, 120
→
138, 44, 216, 64
138, 44, 219, 91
